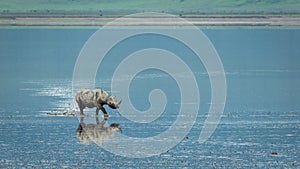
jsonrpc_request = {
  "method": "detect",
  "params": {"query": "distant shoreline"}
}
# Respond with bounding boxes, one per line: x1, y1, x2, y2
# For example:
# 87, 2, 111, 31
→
1, 16, 300, 27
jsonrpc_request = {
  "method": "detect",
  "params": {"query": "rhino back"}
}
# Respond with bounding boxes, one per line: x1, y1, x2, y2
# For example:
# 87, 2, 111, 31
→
76, 89, 97, 108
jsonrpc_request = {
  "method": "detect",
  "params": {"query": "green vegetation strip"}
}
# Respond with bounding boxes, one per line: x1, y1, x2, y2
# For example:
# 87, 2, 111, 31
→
1, 0, 300, 14
1, 0, 300, 27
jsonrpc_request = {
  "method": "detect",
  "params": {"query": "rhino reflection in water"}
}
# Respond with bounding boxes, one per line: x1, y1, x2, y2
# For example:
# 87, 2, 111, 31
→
76, 116, 122, 145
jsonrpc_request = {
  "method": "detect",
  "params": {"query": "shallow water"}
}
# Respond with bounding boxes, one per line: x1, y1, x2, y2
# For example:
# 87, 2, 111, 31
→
0, 28, 299, 168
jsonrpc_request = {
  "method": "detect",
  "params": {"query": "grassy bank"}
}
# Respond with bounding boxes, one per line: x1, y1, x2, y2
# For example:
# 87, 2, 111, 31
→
1, 0, 300, 16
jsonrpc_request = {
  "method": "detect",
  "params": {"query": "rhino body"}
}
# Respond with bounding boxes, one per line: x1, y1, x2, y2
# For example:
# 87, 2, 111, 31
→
75, 89, 121, 115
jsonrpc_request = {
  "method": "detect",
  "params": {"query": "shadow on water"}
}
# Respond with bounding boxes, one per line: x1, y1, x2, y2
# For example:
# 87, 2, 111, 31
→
76, 115, 122, 145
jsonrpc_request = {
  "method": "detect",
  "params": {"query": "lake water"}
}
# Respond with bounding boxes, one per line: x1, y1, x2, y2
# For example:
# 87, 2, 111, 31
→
0, 28, 299, 168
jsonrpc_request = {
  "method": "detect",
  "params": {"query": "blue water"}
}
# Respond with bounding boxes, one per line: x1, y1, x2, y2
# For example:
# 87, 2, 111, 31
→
0, 28, 299, 168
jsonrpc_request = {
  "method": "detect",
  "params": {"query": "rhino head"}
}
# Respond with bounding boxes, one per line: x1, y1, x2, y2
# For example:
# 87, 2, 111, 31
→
107, 96, 121, 109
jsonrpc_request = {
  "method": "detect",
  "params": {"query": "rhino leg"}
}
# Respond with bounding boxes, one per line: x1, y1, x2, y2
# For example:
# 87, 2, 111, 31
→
100, 106, 108, 115
79, 107, 84, 115
96, 105, 108, 119
76, 98, 85, 115
96, 107, 100, 116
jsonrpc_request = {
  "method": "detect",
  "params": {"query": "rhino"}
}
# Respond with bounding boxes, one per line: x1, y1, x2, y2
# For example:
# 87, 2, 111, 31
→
75, 88, 121, 116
